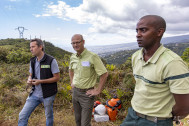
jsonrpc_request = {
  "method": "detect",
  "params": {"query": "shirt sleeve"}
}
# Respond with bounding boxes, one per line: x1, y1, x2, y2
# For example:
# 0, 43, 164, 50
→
163, 59, 189, 94
92, 54, 107, 76
69, 55, 74, 70
51, 59, 60, 74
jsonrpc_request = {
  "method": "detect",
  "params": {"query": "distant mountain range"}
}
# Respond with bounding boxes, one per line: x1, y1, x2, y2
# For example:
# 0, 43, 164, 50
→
86, 34, 189, 57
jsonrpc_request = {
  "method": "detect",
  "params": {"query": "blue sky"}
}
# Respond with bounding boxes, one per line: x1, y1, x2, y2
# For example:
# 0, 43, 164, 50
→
1, 0, 189, 51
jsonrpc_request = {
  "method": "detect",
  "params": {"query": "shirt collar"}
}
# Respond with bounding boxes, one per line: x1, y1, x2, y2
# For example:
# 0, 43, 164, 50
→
36, 53, 45, 62
138, 45, 166, 64
76, 48, 87, 58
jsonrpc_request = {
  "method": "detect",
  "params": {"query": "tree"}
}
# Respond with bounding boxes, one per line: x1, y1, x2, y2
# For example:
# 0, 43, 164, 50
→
181, 48, 189, 63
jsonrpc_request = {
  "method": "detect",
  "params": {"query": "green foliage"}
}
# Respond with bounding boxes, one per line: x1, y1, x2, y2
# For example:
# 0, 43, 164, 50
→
0, 47, 8, 62
2, 74, 22, 87
116, 89, 126, 99
181, 48, 189, 63
104, 49, 136, 65
120, 57, 132, 71
0, 38, 27, 46
6, 49, 32, 64
56, 83, 72, 107
102, 89, 112, 99
44, 41, 72, 59
0, 39, 72, 61
123, 73, 135, 92
106, 64, 116, 71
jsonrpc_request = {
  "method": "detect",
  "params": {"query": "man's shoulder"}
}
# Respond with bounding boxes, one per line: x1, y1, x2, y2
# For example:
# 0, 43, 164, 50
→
45, 54, 55, 59
132, 49, 141, 59
86, 50, 98, 56
30, 56, 36, 61
70, 53, 76, 59
162, 48, 182, 61
83, 49, 99, 59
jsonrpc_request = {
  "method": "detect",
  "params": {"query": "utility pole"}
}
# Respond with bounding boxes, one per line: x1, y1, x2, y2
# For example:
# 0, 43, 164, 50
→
15, 26, 28, 38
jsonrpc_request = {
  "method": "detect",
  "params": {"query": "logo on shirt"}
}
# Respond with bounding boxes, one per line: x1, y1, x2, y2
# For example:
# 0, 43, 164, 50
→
41, 65, 50, 68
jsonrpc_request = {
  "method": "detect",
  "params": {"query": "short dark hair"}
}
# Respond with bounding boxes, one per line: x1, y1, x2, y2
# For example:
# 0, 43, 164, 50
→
30, 38, 45, 51
140, 15, 166, 31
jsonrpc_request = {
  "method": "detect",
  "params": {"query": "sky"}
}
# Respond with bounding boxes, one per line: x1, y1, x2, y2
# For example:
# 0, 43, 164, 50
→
1, 0, 189, 50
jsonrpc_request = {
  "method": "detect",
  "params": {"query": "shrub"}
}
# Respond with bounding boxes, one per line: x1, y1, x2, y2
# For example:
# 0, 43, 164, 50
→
6, 49, 32, 64
181, 48, 189, 63
55, 83, 72, 107
106, 64, 116, 71
102, 89, 112, 100
2, 74, 21, 87
0, 47, 8, 62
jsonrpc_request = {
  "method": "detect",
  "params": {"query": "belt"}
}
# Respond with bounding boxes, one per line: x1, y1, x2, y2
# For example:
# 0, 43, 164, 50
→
136, 112, 171, 123
74, 87, 94, 92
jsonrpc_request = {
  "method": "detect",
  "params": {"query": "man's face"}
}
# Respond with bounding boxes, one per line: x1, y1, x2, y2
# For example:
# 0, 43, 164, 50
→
71, 35, 84, 53
136, 18, 159, 49
30, 41, 42, 56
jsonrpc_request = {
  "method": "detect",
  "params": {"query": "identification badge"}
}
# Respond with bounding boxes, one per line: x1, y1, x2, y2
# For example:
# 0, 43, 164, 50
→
41, 65, 50, 68
82, 61, 90, 66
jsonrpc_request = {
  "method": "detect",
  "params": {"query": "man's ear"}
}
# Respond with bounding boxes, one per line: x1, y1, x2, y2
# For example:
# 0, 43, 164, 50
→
157, 28, 165, 37
83, 40, 85, 45
39, 45, 43, 51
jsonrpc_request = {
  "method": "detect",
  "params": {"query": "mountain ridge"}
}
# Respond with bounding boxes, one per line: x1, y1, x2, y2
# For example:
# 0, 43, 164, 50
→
86, 34, 189, 56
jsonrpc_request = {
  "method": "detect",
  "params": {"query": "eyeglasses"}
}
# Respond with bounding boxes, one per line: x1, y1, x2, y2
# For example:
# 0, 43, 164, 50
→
71, 40, 82, 45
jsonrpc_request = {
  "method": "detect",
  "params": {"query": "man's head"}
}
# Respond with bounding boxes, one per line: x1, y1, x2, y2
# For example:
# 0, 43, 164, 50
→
30, 38, 44, 56
136, 15, 166, 49
71, 34, 85, 54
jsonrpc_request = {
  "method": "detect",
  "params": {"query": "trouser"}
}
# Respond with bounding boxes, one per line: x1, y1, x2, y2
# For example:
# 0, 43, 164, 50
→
72, 87, 95, 126
120, 107, 173, 126
18, 94, 56, 126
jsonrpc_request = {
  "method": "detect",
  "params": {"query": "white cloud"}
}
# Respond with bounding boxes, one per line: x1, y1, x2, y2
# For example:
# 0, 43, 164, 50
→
36, 0, 189, 45
33, 14, 41, 17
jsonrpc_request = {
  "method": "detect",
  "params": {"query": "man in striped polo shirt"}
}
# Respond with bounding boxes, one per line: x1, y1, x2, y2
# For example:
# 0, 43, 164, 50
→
121, 15, 189, 126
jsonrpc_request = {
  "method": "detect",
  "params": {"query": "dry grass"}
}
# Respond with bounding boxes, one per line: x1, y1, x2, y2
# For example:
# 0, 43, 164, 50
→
1, 105, 189, 126
0, 105, 122, 126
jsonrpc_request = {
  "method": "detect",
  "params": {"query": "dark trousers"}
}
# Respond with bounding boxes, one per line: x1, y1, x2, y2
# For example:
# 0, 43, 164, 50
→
120, 107, 173, 126
72, 88, 95, 126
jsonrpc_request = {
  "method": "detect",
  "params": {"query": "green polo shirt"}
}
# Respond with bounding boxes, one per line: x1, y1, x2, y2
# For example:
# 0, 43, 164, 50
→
131, 45, 189, 118
69, 48, 107, 89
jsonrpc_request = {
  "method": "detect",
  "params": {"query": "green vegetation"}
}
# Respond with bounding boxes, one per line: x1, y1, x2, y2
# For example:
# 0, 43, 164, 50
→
0, 39, 189, 126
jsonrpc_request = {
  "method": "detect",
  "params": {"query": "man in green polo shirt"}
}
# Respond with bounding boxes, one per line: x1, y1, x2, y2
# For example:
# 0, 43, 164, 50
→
69, 34, 108, 126
121, 15, 189, 126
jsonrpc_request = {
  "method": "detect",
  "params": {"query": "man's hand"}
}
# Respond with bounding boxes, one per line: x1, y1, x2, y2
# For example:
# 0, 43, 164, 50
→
27, 78, 33, 86
86, 88, 100, 97
71, 83, 75, 88
31, 79, 41, 85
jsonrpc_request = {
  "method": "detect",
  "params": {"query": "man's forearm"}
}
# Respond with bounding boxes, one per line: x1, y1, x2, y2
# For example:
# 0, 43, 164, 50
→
97, 72, 108, 92
172, 104, 189, 117
39, 73, 60, 83
172, 94, 189, 117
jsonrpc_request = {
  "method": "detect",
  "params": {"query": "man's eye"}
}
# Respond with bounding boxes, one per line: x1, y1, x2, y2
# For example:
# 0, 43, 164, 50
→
141, 29, 146, 32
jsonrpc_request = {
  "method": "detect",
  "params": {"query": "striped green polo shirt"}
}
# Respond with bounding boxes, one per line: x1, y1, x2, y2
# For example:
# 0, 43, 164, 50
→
131, 45, 189, 118
69, 48, 107, 89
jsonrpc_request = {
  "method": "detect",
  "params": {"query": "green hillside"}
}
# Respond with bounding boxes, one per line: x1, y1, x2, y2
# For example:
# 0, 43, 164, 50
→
0, 39, 189, 125
0, 38, 72, 62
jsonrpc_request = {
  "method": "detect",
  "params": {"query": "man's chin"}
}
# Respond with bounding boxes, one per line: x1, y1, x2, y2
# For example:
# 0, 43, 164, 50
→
138, 44, 143, 47
74, 48, 80, 51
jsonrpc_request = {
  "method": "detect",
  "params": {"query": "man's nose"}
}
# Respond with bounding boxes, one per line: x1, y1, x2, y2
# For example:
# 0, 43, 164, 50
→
136, 31, 141, 38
